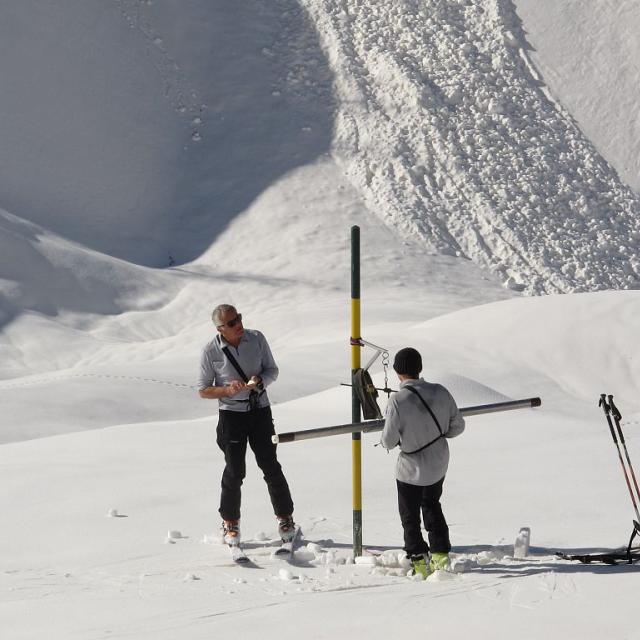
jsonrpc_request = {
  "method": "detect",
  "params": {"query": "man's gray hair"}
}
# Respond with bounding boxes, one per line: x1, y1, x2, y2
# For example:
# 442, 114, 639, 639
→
212, 304, 236, 326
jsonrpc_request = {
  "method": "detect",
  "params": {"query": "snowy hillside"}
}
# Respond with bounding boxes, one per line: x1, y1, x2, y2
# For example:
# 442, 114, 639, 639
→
2, 1, 640, 638
0, 0, 334, 266
303, 0, 640, 294
515, 0, 640, 194
1, 0, 639, 299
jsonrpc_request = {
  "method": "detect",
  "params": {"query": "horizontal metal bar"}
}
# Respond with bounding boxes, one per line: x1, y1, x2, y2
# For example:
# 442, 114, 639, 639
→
272, 397, 541, 444
340, 382, 397, 393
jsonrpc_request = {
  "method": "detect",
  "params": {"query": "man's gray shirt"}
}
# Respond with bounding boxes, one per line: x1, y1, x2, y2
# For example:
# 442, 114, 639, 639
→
198, 329, 279, 412
381, 378, 465, 485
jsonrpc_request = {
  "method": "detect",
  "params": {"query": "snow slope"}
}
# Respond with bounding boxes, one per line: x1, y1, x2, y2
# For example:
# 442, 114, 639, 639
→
0, 159, 512, 443
303, 0, 640, 293
0, 0, 334, 265
1, 0, 639, 292
515, 0, 640, 193
2, 0, 640, 637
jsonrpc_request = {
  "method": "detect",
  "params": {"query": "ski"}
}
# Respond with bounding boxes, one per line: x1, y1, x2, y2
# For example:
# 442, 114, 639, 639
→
272, 526, 302, 559
556, 550, 640, 565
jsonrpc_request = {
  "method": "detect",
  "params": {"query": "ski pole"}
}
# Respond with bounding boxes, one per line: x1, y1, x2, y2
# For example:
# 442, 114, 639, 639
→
607, 395, 640, 559
608, 395, 640, 507
599, 394, 640, 523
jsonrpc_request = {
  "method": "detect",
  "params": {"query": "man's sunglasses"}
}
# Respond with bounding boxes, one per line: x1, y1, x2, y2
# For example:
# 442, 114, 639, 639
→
217, 313, 242, 329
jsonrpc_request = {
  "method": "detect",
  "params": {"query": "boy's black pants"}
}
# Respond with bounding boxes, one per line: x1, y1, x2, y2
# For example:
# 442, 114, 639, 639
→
397, 476, 451, 556
216, 406, 293, 521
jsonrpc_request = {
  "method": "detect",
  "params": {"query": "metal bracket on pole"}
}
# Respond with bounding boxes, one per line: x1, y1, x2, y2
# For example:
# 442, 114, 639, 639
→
351, 337, 389, 372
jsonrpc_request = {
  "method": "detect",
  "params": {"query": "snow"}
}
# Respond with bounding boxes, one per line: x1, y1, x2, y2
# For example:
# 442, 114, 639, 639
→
303, 0, 640, 294
4, 290, 640, 638
514, 0, 640, 194
514, 527, 531, 559
2, 0, 640, 638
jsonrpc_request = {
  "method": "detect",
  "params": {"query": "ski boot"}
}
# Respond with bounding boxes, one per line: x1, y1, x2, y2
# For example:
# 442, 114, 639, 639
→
277, 515, 297, 543
429, 552, 450, 573
221, 519, 241, 546
410, 553, 430, 579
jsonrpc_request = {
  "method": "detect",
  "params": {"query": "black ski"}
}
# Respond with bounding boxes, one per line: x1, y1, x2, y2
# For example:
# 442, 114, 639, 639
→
556, 550, 640, 565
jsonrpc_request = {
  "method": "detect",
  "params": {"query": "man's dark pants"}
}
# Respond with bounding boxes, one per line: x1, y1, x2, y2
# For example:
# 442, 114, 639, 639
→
397, 476, 451, 556
216, 406, 293, 521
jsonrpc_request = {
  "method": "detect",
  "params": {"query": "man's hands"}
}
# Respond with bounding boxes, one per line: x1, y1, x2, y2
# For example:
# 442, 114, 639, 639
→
199, 377, 263, 400
225, 380, 246, 397
225, 376, 263, 397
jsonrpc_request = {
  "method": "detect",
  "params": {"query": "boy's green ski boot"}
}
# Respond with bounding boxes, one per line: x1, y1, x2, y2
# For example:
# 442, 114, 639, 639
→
429, 552, 450, 573
410, 554, 430, 579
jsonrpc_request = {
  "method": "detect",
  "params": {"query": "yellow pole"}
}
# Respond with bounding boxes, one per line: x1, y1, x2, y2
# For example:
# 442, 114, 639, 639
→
351, 226, 362, 556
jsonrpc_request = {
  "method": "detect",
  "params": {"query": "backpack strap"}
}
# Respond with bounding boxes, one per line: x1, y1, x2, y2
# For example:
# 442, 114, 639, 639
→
402, 385, 445, 455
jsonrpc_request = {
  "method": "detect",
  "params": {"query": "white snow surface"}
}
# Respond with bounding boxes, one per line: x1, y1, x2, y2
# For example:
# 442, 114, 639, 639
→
514, 0, 640, 194
303, 0, 640, 294
2, 1, 640, 638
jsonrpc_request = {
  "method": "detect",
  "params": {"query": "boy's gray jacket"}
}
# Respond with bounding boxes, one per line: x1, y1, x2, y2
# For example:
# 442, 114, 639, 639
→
381, 378, 465, 485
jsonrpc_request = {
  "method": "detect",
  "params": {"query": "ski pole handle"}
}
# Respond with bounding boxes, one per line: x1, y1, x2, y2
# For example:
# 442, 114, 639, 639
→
600, 394, 618, 444
608, 395, 623, 427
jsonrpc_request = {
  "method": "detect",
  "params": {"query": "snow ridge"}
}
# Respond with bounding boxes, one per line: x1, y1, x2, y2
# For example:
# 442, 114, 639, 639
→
303, 0, 640, 294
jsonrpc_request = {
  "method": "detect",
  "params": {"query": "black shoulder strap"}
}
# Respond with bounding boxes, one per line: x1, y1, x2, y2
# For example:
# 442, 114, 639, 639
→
404, 386, 444, 435
217, 335, 249, 382
217, 336, 265, 404
222, 346, 249, 383
402, 385, 445, 455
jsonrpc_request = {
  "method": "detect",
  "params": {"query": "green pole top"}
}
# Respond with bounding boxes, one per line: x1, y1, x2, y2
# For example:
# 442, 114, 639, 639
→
351, 226, 360, 299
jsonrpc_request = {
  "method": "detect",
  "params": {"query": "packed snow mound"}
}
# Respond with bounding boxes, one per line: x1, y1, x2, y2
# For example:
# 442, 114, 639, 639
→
0, 208, 176, 328
410, 290, 640, 413
304, 0, 640, 294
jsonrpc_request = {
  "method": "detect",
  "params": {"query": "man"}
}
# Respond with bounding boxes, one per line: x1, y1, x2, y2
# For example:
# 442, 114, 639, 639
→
381, 347, 465, 579
198, 304, 295, 547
